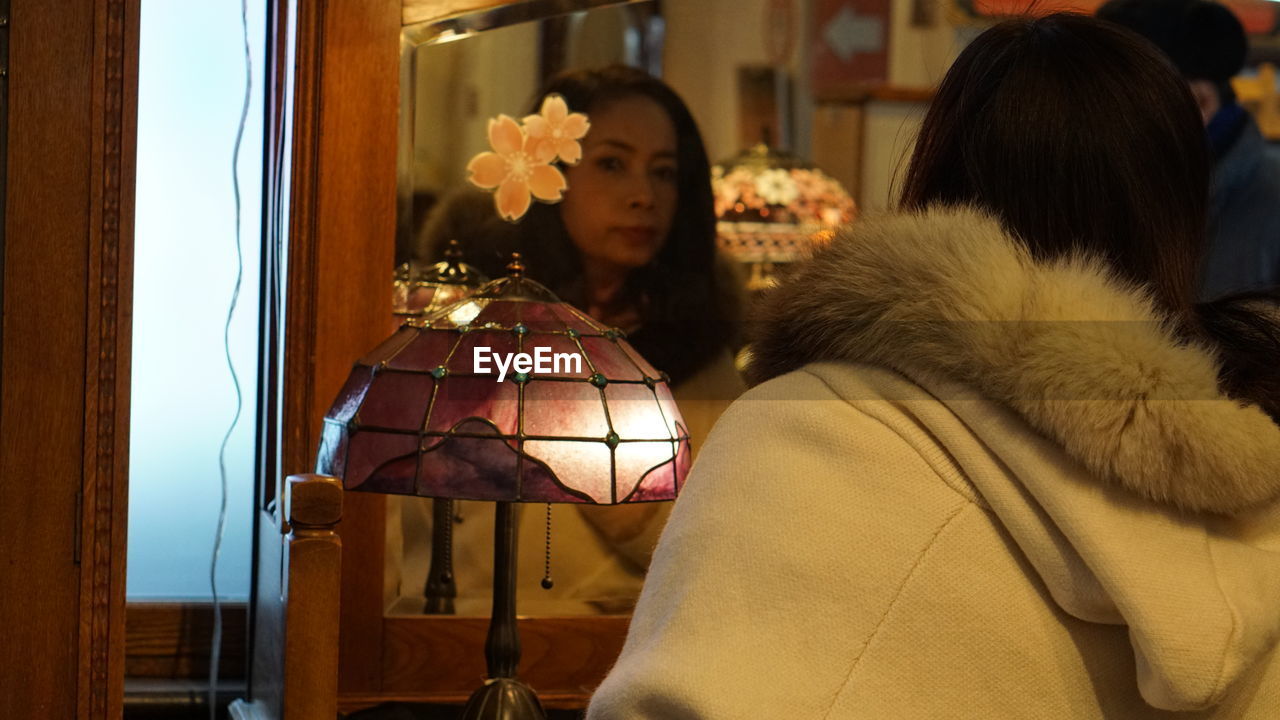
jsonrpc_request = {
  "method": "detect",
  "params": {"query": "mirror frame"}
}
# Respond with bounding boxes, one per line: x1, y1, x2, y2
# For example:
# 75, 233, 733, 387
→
254, 0, 653, 713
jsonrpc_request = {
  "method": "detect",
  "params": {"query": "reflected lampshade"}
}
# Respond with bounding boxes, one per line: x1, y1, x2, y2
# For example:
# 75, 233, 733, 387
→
392, 239, 490, 321
317, 260, 691, 505
713, 143, 856, 288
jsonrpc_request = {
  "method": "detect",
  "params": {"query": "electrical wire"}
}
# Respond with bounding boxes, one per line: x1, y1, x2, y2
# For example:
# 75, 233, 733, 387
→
210, 0, 252, 717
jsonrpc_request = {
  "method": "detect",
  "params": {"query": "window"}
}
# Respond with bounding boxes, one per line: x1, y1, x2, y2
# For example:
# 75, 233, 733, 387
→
128, 0, 266, 601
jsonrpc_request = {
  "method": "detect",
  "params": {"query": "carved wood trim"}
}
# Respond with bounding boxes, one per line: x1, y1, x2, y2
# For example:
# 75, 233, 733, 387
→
79, 0, 137, 718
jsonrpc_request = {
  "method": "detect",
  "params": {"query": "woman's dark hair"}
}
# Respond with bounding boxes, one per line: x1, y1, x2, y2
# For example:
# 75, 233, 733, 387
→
901, 13, 1280, 422
434, 64, 740, 385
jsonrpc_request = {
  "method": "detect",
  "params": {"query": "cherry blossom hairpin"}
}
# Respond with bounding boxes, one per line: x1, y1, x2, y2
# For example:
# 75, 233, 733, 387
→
466, 94, 591, 222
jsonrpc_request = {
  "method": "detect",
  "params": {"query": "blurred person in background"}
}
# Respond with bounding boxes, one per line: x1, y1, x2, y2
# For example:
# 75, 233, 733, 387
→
1100, 0, 1280, 299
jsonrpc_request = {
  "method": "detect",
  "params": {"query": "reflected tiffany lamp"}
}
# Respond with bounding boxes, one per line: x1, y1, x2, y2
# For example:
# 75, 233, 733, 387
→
713, 142, 856, 290
315, 257, 691, 720
393, 239, 490, 325
392, 239, 490, 614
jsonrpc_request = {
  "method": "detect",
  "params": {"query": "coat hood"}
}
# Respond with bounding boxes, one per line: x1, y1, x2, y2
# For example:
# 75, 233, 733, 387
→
747, 206, 1280, 711
749, 206, 1280, 515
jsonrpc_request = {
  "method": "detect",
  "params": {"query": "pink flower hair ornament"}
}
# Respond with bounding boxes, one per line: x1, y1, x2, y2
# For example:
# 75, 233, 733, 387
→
466, 94, 590, 222
523, 94, 590, 165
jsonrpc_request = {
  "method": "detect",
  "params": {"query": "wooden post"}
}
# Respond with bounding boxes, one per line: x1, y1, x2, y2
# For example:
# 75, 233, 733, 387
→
283, 475, 344, 718
232, 474, 343, 720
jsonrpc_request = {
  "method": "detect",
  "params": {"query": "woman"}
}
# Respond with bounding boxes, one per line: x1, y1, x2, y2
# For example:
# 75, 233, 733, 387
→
402, 66, 745, 614
589, 14, 1280, 718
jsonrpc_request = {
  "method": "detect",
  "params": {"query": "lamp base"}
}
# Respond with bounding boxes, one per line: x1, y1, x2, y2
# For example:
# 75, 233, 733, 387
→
460, 678, 548, 720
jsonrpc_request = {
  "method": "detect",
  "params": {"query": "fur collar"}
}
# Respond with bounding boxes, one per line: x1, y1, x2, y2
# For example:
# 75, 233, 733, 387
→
748, 206, 1280, 515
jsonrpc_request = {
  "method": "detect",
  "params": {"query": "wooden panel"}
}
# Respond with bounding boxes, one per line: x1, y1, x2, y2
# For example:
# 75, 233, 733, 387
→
871, 85, 934, 103
281, 0, 398, 697
0, 0, 135, 718
316, 0, 398, 693
336, 492, 389, 693
0, 4, 92, 716
811, 103, 864, 207
125, 604, 248, 679
312, 0, 399, 435
380, 616, 629, 701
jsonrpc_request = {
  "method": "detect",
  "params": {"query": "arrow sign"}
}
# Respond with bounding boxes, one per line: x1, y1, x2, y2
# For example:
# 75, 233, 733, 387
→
824, 4, 885, 63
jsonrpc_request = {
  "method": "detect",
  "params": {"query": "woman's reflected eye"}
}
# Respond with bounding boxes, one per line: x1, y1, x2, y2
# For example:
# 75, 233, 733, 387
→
653, 164, 677, 183
596, 156, 624, 172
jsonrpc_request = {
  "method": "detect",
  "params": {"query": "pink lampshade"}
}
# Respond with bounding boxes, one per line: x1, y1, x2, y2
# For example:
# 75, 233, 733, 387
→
316, 261, 691, 505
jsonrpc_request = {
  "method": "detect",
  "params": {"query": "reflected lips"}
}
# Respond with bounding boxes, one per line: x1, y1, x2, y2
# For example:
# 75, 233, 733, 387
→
617, 226, 658, 245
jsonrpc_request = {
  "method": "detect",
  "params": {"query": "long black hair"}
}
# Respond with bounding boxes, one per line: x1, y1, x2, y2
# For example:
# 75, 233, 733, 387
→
900, 13, 1280, 422
424, 65, 740, 386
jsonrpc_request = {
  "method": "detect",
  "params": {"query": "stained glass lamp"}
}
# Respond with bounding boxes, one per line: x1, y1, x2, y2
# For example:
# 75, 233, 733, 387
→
713, 143, 856, 289
316, 256, 690, 720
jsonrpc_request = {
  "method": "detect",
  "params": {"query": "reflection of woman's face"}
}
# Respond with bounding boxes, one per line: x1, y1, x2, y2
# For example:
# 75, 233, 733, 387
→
560, 95, 678, 275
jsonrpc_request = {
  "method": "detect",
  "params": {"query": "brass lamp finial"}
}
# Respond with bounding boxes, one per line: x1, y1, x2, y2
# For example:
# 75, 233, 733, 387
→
444, 238, 464, 262
506, 253, 526, 278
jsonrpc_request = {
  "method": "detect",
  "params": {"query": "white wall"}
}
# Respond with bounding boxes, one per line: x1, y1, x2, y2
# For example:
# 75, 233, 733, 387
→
664, 0, 981, 210
858, 5, 982, 209
663, 0, 813, 163
860, 101, 927, 210
887, 0, 971, 87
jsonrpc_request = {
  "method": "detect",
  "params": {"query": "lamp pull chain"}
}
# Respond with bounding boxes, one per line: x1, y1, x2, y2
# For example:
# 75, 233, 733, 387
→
541, 503, 554, 590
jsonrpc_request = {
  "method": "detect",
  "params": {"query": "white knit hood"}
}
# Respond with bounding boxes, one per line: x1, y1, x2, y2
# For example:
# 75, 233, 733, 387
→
747, 206, 1280, 710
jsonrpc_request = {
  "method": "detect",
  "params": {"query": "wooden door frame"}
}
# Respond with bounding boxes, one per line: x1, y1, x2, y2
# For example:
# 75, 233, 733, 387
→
0, 0, 137, 717
271, 0, 401, 699
245, 0, 401, 712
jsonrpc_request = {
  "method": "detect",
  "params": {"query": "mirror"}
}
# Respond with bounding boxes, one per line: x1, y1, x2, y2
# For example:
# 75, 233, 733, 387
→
396, 0, 663, 265
389, 0, 749, 619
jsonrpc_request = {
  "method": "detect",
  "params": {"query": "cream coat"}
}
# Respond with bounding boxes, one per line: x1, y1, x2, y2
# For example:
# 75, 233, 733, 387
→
587, 207, 1280, 718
